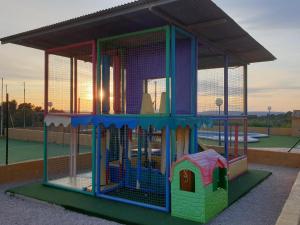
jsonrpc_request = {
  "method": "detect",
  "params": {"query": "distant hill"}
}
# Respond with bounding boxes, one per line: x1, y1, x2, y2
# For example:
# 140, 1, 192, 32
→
248, 111, 285, 117
198, 111, 285, 117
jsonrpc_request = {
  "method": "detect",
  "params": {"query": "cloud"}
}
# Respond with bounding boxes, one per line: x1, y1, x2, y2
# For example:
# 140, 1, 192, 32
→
214, 0, 300, 30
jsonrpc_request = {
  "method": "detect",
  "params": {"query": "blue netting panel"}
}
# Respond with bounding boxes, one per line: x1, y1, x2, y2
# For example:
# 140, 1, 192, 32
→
97, 125, 167, 208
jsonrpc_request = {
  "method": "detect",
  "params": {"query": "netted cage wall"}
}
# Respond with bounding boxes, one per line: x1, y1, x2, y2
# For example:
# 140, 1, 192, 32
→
96, 124, 169, 210
97, 28, 171, 115
197, 68, 224, 116
173, 28, 195, 115
227, 118, 247, 160
228, 67, 244, 115
46, 123, 93, 192
47, 41, 95, 114
197, 66, 245, 116
198, 118, 247, 161
198, 119, 226, 154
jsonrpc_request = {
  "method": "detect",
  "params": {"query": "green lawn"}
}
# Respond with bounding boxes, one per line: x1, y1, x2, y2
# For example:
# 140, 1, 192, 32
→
1, 135, 299, 165
0, 138, 91, 165
200, 135, 300, 149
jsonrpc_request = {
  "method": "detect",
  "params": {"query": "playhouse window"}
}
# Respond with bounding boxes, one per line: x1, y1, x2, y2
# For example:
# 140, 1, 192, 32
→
180, 170, 195, 192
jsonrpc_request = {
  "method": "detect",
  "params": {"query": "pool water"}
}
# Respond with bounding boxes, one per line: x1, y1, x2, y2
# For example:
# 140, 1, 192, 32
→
198, 130, 268, 143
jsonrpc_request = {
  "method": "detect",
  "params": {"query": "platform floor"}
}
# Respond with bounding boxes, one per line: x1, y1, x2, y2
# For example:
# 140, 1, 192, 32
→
49, 172, 92, 191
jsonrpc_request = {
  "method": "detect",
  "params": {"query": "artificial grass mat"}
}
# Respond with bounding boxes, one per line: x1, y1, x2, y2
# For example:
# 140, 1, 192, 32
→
6, 169, 271, 225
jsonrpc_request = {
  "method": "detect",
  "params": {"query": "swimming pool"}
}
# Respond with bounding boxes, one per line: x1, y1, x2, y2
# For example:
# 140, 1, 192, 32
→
198, 130, 268, 143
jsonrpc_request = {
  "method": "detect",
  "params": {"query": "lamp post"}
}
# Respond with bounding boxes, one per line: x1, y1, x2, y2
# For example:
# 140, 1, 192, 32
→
216, 98, 223, 146
267, 106, 272, 136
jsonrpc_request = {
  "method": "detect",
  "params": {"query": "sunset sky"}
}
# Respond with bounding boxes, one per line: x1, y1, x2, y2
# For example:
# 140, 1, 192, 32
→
0, 0, 299, 112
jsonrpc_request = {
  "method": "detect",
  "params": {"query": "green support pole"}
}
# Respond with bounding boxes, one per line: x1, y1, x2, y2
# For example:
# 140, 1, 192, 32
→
171, 26, 176, 116
43, 123, 48, 183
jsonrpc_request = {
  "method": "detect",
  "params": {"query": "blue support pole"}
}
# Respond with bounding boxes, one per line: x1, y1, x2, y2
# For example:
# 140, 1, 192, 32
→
136, 127, 142, 189
92, 125, 97, 195
171, 26, 176, 116
191, 36, 198, 154
165, 126, 171, 212
224, 55, 229, 160
191, 36, 197, 115
124, 125, 129, 187
96, 126, 101, 194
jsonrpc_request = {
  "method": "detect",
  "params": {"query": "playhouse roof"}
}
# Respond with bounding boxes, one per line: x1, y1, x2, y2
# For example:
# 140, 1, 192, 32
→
171, 149, 227, 186
0, 0, 275, 69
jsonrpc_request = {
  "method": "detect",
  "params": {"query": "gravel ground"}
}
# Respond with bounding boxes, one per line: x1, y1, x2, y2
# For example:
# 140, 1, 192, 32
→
0, 164, 298, 225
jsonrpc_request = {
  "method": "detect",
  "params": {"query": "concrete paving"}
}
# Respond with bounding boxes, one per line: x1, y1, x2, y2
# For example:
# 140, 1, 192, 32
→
0, 164, 299, 225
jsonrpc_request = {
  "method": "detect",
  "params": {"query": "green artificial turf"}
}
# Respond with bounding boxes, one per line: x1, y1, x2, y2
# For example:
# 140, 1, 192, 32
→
0, 138, 90, 165
200, 135, 299, 149
248, 135, 299, 148
6, 170, 271, 225
228, 169, 271, 205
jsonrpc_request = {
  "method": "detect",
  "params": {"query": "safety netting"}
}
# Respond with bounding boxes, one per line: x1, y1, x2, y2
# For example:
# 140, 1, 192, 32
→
198, 118, 247, 161
197, 66, 244, 116
46, 123, 93, 192
47, 41, 95, 114
227, 118, 247, 160
173, 29, 194, 114
96, 125, 168, 209
98, 28, 170, 115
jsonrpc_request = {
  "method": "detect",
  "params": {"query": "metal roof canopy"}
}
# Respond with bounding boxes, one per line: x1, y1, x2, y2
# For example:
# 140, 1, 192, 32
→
0, 0, 276, 69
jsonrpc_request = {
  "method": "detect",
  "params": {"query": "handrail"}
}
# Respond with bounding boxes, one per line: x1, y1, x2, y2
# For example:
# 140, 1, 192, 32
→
288, 138, 300, 152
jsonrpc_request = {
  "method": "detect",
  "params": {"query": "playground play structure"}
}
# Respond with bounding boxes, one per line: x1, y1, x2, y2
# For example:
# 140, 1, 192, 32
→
0, 0, 275, 223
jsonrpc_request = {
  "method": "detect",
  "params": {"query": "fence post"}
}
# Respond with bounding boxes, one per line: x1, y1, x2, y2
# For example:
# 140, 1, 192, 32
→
5, 93, 9, 165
